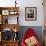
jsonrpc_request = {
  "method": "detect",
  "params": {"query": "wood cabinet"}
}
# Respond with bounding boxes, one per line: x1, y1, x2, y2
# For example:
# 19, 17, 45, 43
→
0, 7, 19, 46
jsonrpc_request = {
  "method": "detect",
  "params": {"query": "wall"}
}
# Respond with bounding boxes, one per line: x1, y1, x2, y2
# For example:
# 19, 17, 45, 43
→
0, 0, 44, 26
18, 0, 44, 26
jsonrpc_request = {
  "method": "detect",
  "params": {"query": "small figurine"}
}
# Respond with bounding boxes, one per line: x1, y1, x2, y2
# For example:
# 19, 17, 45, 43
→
5, 18, 8, 24
15, 0, 17, 7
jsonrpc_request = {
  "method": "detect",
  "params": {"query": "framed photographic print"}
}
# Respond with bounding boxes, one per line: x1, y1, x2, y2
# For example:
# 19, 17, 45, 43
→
2, 10, 9, 15
25, 7, 37, 21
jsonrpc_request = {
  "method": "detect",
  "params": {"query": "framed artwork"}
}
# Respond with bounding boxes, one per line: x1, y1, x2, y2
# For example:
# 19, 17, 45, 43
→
25, 7, 37, 21
2, 10, 9, 15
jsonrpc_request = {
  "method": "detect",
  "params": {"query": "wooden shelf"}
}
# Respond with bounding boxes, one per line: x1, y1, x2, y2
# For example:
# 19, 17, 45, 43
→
0, 7, 19, 9
1, 40, 19, 46
0, 7, 19, 16
2, 40, 19, 42
0, 24, 20, 32
0, 7, 19, 46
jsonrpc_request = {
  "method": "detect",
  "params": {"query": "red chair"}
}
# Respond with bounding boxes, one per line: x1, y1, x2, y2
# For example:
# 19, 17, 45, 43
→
21, 28, 41, 46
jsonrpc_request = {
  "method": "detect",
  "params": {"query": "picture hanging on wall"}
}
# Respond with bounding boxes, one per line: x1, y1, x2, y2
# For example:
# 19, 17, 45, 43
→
25, 7, 37, 21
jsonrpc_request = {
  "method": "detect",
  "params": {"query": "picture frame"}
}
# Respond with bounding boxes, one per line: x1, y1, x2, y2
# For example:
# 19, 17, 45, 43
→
9, 10, 18, 15
25, 7, 37, 21
2, 10, 9, 15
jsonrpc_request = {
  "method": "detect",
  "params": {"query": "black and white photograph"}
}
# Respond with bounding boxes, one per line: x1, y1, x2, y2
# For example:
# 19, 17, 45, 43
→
25, 7, 37, 21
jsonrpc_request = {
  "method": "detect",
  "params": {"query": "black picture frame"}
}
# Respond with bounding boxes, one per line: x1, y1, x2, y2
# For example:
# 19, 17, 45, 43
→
25, 7, 37, 21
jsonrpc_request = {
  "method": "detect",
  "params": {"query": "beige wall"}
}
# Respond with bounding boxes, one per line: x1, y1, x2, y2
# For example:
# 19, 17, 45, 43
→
0, 0, 44, 26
